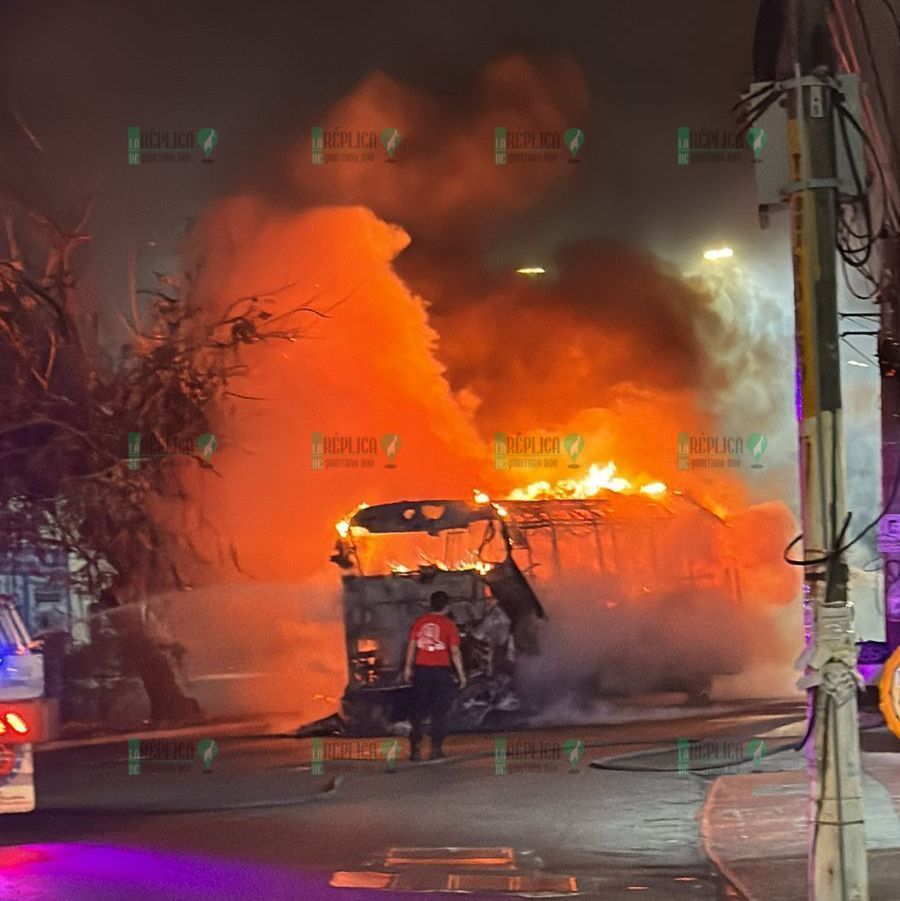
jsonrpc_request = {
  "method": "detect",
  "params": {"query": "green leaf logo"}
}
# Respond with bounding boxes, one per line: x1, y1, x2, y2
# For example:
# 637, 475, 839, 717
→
747, 433, 768, 467
747, 127, 766, 159
563, 433, 584, 467
563, 128, 585, 159
197, 128, 219, 160
563, 738, 585, 770
380, 738, 400, 770
380, 433, 401, 467
197, 433, 218, 461
494, 736, 507, 775
196, 738, 219, 772
380, 128, 401, 160
745, 738, 767, 769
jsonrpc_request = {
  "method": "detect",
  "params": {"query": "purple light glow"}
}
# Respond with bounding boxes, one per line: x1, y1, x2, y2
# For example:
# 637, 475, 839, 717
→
856, 663, 883, 686
0, 842, 340, 901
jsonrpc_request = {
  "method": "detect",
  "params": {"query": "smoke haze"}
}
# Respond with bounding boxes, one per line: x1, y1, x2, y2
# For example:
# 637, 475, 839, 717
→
153, 56, 804, 722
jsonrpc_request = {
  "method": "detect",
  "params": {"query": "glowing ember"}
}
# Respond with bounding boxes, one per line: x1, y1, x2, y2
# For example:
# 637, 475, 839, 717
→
335, 502, 369, 538
457, 559, 494, 575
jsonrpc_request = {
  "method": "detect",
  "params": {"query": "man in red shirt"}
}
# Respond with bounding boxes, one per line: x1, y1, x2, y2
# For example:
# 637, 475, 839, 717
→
403, 590, 467, 761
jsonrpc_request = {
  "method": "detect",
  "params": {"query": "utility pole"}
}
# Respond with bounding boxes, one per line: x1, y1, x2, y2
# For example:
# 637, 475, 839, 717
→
831, 0, 900, 669
879, 233, 900, 652
784, 1, 870, 899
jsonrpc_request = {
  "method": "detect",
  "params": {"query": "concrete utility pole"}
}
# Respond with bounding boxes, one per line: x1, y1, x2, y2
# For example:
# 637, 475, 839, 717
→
784, 1, 869, 898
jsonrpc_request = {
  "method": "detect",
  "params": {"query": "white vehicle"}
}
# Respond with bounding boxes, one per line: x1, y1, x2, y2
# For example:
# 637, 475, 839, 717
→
0, 597, 58, 813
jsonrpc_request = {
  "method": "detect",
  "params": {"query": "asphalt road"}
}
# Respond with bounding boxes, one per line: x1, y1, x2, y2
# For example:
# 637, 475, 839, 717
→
1, 699, 808, 900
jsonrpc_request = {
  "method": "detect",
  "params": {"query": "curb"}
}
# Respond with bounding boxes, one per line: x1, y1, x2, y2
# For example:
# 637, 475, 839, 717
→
37, 718, 276, 753
700, 775, 758, 901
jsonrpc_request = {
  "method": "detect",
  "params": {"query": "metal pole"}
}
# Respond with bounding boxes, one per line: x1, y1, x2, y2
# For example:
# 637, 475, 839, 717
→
786, 2, 869, 898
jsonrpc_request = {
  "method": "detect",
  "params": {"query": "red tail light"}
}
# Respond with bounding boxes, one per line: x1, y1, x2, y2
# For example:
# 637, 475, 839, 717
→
3, 712, 29, 734
0, 699, 58, 743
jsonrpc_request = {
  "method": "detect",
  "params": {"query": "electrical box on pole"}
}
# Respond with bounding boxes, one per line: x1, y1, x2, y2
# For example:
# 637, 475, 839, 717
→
745, 74, 866, 224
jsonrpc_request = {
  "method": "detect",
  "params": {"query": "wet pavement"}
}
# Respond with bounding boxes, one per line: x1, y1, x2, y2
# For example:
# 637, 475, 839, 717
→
2, 699, 895, 899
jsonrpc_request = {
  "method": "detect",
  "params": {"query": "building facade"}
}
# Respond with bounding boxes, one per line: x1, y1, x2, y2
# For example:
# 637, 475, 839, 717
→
0, 546, 75, 636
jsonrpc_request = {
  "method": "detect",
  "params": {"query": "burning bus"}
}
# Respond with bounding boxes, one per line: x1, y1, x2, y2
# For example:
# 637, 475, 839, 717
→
330, 465, 749, 734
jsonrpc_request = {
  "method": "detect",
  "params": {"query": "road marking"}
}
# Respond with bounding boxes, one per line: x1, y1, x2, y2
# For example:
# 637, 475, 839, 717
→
385, 846, 515, 867
330, 869, 580, 893
331, 847, 581, 894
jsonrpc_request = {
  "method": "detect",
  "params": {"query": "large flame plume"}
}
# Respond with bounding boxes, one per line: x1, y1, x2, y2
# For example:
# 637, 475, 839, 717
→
166, 55, 800, 722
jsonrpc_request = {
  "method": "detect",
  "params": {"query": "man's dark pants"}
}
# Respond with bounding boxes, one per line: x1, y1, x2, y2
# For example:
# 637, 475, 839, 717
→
410, 665, 456, 750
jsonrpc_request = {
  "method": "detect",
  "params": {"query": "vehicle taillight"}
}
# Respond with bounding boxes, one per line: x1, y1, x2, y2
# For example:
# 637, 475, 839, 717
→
0, 712, 30, 738
4, 712, 28, 734
0, 699, 58, 743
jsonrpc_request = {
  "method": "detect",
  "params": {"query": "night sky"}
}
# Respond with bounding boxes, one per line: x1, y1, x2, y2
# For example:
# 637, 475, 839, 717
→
1, 0, 897, 563
1, 0, 787, 308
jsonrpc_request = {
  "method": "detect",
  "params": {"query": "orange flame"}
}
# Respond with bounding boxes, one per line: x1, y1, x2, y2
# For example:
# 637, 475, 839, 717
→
336, 502, 369, 538
506, 461, 667, 501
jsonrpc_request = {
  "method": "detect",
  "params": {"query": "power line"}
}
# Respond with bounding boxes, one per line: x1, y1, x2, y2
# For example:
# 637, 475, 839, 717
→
852, 0, 900, 184
876, 0, 900, 43
840, 334, 878, 367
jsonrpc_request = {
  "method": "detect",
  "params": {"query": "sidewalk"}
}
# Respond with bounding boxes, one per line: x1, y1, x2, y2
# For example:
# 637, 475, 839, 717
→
702, 728, 900, 901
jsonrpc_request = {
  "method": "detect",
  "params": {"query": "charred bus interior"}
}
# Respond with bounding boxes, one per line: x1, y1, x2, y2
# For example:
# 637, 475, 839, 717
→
330, 495, 745, 734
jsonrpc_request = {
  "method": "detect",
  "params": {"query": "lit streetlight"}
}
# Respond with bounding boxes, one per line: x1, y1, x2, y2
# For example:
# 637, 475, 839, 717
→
703, 247, 734, 261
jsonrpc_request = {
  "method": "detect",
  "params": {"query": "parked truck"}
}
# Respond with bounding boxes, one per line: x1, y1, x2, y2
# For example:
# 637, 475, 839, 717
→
0, 596, 59, 813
